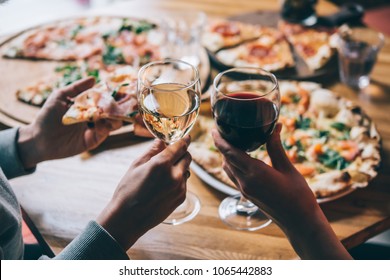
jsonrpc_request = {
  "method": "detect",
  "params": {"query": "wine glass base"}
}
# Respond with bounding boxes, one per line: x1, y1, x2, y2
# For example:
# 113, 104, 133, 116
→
163, 191, 201, 225
219, 195, 272, 231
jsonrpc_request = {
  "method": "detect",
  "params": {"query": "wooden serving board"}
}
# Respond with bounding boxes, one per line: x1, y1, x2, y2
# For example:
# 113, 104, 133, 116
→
0, 17, 211, 126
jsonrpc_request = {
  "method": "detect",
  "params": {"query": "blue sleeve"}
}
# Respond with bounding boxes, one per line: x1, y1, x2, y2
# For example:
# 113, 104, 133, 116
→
0, 128, 35, 179
51, 221, 129, 260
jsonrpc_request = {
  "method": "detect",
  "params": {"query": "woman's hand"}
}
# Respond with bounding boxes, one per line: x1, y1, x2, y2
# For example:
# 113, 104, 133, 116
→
212, 124, 352, 259
212, 124, 317, 228
17, 77, 122, 169
96, 136, 192, 250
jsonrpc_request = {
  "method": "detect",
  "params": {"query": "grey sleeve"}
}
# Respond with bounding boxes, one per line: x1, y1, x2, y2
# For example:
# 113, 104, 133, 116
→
49, 221, 129, 260
0, 128, 35, 179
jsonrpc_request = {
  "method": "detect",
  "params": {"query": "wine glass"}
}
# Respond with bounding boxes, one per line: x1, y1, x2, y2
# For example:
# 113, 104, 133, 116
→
137, 59, 201, 225
211, 67, 280, 231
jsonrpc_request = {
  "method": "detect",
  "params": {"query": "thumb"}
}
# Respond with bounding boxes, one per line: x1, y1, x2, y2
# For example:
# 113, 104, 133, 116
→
266, 123, 294, 172
52, 77, 96, 102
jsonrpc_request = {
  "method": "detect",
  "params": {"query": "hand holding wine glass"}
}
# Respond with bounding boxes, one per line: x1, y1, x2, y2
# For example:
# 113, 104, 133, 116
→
212, 125, 353, 259
137, 59, 201, 225
211, 67, 280, 231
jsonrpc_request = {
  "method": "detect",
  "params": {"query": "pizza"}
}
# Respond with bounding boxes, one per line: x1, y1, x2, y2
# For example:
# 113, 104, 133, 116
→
3, 17, 162, 64
16, 60, 103, 106
62, 66, 138, 125
15, 54, 133, 106
215, 29, 295, 71
278, 21, 338, 71
205, 18, 338, 72
190, 81, 381, 199
202, 19, 266, 52
3, 17, 163, 107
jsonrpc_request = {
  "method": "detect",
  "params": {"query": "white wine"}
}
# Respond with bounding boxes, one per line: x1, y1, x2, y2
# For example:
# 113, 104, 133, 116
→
139, 83, 200, 144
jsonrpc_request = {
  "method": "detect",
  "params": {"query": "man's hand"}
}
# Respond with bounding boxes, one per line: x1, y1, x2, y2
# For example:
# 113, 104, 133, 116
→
18, 77, 122, 169
97, 136, 192, 250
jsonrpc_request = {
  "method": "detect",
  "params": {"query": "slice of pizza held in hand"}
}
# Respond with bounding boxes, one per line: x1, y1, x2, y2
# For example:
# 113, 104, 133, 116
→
62, 66, 138, 125
62, 84, 138, 125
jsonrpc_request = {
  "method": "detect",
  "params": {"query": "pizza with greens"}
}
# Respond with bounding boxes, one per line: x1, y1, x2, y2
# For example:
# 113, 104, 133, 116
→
190, 81, 381, 199
2, 17, 162, 106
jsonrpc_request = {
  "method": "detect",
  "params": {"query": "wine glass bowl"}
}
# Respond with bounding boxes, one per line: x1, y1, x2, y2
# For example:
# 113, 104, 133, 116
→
138, 59, 201, 144
137, 59, 201, 225
211, 67, 280, 231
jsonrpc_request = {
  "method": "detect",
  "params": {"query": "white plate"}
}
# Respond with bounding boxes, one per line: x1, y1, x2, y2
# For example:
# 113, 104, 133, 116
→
190, 162, 355, 204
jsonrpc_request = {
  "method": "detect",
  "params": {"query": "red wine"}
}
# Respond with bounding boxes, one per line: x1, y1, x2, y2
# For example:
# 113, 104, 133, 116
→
213, 92, 278, 152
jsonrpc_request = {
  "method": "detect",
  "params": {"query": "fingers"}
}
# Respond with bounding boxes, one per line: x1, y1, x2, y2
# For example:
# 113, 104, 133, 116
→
222, 161, 240, 187
107, 120, 123, 131
173, 152, 192, 180
266, 123, 294, 172
83, 119, 122, 150
132, 139, 166, 167
211, 129, 253, 172
156, 135, 191, 165
84, 127, 109, 151
53, 77, 95, 102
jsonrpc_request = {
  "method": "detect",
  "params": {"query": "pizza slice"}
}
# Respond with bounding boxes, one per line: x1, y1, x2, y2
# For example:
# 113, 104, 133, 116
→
278, 21, 337, 71
3, 18, 111, 61
62, 83, 137, 125
202, 19, 266, 52
62, 65, 138, 125
215, 29, 295, 71
4, 17, 161, 66
101, 19, 162, 67
16, 59, 108, 106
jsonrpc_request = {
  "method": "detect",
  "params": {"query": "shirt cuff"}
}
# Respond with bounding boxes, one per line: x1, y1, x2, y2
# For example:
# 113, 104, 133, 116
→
0, 128, 36, 179
54, 221, 129, 260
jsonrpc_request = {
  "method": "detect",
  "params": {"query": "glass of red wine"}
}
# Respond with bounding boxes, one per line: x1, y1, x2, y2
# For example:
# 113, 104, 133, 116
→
211, 67, 280, 231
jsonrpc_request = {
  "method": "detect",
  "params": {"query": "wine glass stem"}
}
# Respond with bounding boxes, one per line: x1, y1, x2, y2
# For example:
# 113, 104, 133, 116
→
236, 196, 258, 214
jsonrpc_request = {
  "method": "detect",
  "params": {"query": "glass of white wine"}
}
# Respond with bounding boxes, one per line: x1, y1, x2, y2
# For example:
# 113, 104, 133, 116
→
137, 59, 201, 225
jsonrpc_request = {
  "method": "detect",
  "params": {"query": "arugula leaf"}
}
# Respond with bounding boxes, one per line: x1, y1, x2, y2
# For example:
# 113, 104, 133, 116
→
295, 140, 304, 151
294, 140, 307, 162
331, 122, 349, 131
102, 31, 117, 40
315, 130, 330, 143
282, 140, 293, 150
56, 64, 83, 86
55, 65, 78, 73
119, 19, 156, 34
56, 39, 68, 47
127, 111, 139, 118
296, 116, 311, 130
87, 69, 100, 82
70, 24, 84, 39
139, 52, 152, 65
317, 130, 330, 138
103, 45, 125, 65
112, 83, 130, 98
339, 131, 350, 141
291, 95, 301, 103
318, 149, 349, 170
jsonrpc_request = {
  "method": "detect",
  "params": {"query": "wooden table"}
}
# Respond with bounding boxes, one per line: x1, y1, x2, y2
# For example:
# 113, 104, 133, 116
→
2, 0, 390, 259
